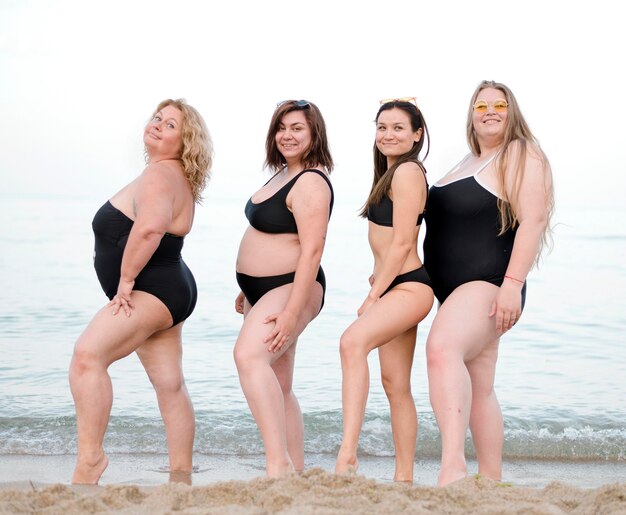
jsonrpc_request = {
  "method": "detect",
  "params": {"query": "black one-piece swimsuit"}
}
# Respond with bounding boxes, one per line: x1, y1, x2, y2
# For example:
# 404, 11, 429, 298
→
92, 201, 197, 326
423, 172, 526, 306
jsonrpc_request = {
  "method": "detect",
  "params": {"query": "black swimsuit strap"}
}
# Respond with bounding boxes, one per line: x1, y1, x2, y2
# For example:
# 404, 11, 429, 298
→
264, 169, 333, 208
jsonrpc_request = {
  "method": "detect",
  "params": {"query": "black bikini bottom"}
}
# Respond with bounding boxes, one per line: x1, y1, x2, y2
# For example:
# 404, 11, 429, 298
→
236, 267, 326, 309
381, 266, 432, 297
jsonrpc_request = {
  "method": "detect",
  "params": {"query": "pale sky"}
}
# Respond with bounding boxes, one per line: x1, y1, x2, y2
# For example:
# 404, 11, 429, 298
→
1, 0, 625, 212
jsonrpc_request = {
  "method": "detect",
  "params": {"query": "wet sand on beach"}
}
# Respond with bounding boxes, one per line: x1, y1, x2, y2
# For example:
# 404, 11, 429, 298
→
1, 454, 625, 514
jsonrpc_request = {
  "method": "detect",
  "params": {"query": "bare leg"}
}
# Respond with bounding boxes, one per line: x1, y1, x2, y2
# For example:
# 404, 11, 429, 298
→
69, 291, 172, 484
233, 283, 321, 478
379, 326, 417, 482
426, 282, 502, 486
336, 285, 432, 476
272, 344, 304, 472
467, 339, 502, 481
136, 322, 195, 474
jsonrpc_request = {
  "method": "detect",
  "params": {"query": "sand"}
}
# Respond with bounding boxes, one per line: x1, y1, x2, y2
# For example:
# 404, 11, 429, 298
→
2, 469, 626, 514
1, 455, 625, 514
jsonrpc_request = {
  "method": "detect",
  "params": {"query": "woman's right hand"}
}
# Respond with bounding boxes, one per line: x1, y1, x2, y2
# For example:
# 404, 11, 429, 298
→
110, 278, 135, 317
235, 291, 245, 314
357, 295, 377, 317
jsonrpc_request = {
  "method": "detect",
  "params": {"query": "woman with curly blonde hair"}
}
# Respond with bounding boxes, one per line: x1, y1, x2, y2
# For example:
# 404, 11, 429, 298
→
70, 98, 213, 484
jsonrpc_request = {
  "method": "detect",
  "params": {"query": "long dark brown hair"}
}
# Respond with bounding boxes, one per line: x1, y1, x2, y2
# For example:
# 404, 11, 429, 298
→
359, 100, 429, 218
264, 100, 334, 173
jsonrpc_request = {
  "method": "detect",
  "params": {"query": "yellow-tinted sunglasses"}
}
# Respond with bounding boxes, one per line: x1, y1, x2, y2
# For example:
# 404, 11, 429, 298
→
473, 99, 508, 113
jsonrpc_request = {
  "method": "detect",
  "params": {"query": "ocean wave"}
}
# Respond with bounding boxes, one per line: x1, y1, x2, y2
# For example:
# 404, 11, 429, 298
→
1, 411, 624, 461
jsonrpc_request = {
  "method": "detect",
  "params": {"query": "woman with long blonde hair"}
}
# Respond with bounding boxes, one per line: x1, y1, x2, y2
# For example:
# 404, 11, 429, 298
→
424, 80, 554, 486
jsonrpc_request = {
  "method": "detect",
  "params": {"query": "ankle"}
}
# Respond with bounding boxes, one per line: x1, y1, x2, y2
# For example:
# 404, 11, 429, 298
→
77, 449, 106, 466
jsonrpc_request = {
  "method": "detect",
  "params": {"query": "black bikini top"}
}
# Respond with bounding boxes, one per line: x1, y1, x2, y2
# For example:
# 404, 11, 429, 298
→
367, 166, 428, 227
245, 169, 334, 234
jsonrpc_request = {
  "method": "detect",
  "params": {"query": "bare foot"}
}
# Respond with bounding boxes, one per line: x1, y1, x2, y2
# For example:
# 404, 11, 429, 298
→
72, 452, 109, 485
335, 450, 359, 475
169, 470, 192, 485
266, 459, 295, 478
437, 467, 467, 487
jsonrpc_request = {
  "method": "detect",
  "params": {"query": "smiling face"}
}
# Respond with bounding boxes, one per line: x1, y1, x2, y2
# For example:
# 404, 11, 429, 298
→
143, 105, 184, 160
275, 110, 312, 166
375, 108, 422, 166
471, 87, 508, 146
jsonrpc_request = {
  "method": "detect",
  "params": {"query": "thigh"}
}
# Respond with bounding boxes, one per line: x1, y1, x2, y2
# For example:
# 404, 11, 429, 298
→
346, 283, 432, 354
427, 281, 503, 362
237, 282, 321, 365
75, 291, 173, 366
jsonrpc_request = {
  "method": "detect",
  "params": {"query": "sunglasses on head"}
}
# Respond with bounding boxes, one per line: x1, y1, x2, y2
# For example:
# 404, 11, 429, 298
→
473, 99, 508, 113
276, 99, 311, 109
379, 97, 418, 107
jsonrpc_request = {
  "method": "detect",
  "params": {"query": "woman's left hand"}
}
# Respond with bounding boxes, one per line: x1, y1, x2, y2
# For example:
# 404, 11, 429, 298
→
263, 310, 298, 353
490, 281, 522, 332
110, 278, 135, 317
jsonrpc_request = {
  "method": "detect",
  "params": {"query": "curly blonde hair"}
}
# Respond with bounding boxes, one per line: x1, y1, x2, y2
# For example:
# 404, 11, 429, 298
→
148, 98, 213, 203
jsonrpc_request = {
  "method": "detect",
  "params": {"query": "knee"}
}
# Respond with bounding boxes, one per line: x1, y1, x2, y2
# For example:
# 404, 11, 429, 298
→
233, 342, 261, 375
339, 330, 367, 364
69, 346, 102, 379
426, 334, 455, 371
381, 372, 411, 402
278, 379, 293, 398
150, 370, 185, 396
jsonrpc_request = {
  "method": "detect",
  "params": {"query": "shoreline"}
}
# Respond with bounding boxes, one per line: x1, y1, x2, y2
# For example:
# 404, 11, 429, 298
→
1, 455, 625, 514
1, 453, 624, 489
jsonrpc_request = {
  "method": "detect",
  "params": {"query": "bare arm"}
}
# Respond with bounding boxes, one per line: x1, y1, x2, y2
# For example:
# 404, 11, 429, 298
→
492, 143, 552, 330
263, 172, 331, 351
111, 163, 178, 316
358, 163, 426, 315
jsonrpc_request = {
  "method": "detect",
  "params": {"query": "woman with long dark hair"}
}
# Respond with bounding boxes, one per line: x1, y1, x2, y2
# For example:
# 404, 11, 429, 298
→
335, 98, 434, 482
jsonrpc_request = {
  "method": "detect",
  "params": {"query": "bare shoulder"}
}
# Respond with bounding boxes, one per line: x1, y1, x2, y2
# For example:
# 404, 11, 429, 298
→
293, 169, 332, 194
143, 159, 183, 176
392, 161, 426, 187
507, 139, 545, 164
506, 140, 550, 177
290, 169, 332, 213
141, 160, 185, 186
395, 161, 424, 176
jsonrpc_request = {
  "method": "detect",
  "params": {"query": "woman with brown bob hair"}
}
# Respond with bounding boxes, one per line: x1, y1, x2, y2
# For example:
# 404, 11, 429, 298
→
233, 100, 334, 477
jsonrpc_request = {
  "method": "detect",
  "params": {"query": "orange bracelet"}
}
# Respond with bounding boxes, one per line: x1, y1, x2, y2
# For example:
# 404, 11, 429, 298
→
504, 274, 525, 284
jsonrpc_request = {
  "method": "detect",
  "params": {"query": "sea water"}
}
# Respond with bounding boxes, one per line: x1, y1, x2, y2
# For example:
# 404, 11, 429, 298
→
1, 193, 625, 464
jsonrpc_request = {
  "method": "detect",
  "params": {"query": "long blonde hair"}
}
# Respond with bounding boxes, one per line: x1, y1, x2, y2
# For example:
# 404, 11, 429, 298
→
148, 99, 213, 203
466, 80, 554, 259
